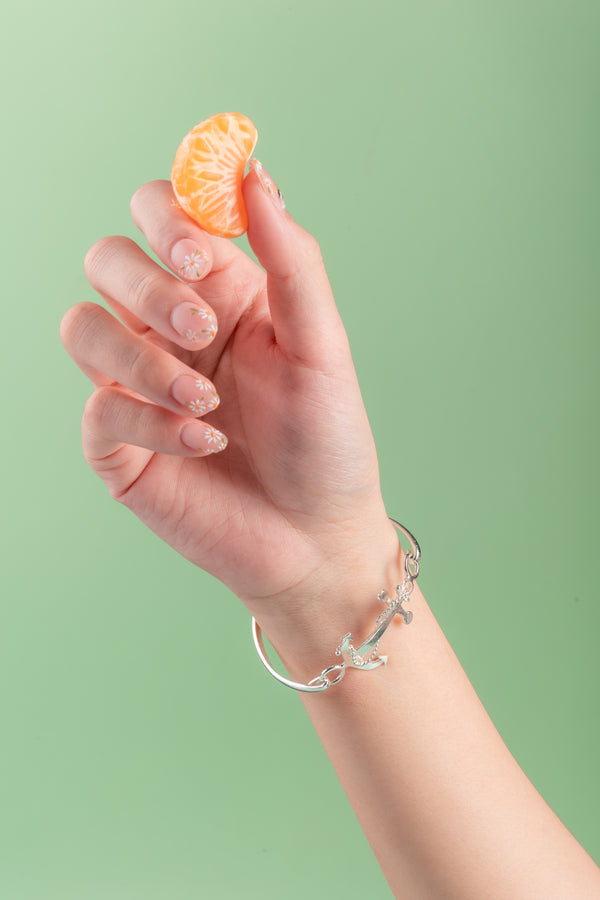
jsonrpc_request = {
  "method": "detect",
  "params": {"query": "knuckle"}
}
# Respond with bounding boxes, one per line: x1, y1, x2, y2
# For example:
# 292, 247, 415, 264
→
59, 302, 106, 356
130, 182, 149, 214
130, 183, 151, 222
125, 267, 164, 313
130, 179, 166, 218
83, 386, 117, 433
135, 400, 159, 435
126, 342, 155, 382
300, 229, 323, 263
59, 303, 83, 350
83, 236, 114, 283
84, 235, 134, 286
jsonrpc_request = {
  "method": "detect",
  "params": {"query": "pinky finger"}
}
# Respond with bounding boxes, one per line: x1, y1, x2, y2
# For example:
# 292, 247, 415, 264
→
83, 386, 228, 469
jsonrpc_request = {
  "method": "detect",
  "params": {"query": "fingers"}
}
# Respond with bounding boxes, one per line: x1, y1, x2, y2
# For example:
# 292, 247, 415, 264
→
61, 300, 228, 501
82, 386, 228, 463
127, 175, 348, 371
60, 302, 221, 420
84, 237, 219, 351
243, 159, 350, 368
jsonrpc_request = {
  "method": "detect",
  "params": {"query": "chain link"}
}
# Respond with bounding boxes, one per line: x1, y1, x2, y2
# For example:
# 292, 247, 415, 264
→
308, 664, 346, 689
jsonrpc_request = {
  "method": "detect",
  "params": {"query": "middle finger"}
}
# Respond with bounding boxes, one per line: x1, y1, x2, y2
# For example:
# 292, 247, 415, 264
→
85, 236, 219, 351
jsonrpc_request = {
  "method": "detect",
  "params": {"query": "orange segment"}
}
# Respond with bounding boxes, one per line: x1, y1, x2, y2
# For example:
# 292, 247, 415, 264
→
171, 112, 258, 239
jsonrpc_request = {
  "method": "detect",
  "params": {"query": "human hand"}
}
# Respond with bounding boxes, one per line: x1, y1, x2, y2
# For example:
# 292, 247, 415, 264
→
61, 165, 400, 648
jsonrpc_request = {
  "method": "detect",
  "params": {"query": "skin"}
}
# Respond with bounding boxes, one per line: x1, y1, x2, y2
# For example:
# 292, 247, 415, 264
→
60, 171, 600, 898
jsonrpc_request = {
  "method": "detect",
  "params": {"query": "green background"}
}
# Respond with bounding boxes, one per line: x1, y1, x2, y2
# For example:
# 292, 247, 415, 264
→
2, 1, 599, 897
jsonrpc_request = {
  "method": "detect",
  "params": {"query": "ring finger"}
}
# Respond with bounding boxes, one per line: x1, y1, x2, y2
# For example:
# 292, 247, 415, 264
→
61, 302, 221, 418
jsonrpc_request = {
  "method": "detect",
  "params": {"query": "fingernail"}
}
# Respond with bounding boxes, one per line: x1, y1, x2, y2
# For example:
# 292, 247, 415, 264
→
172, 240, 210, 281
250, 158, 286, 212
181, 422, 228, 454
171, 302, 218, 347
171, 374, 220, 414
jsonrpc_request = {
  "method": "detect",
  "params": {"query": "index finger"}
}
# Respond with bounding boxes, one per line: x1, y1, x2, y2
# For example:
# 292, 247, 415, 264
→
130, 180, 257, 287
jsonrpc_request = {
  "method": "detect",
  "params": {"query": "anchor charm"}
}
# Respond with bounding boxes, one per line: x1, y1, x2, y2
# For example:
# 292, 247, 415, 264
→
335, 584, 414, 672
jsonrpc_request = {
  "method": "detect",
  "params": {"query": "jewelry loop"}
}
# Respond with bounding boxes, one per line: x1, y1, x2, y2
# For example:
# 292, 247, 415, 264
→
308, 664, 346, 689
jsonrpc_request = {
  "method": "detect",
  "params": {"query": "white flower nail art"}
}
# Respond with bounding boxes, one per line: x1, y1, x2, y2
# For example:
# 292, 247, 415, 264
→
192, 377, 219, 411
180, 248, 209, 279
204, 425, 228, 451
185, 309, 218, 340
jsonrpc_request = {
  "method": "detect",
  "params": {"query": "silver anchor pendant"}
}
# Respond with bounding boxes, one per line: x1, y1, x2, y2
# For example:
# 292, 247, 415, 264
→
335, 585, 414, 671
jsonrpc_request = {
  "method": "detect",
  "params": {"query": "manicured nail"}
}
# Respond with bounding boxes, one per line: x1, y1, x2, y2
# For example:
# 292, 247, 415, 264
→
249, 158, 286, 212
171, 240, 210, 281
171, 374, 219, 414
171, 302, 218, 347
181, 422, 228, 454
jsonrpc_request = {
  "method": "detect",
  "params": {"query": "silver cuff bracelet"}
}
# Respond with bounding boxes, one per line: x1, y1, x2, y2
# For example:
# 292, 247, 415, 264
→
251, 518, 421, 693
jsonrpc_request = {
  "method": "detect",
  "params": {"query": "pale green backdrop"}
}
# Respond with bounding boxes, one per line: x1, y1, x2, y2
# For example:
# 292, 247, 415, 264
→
1, 1, 598, 897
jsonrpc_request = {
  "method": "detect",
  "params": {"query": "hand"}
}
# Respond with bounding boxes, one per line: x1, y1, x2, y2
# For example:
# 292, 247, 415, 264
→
61, 168, 399, 637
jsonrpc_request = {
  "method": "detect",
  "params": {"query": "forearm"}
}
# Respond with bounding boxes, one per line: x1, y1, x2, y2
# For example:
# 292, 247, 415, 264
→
255, 574, 600, 899
69, 169, 598, 898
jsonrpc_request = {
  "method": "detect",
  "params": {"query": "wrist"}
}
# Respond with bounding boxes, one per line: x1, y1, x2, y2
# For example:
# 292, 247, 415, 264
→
246, 518, 406, 685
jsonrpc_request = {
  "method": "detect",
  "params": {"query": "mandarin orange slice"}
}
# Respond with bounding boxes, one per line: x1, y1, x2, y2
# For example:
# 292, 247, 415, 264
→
171, 112, 258, 239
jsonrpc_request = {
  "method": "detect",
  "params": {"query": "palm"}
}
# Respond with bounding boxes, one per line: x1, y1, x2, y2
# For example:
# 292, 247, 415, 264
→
119, 252, 381, 601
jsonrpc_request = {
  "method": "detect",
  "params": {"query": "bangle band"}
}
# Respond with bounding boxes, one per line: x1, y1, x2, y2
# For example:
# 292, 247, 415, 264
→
251, 518, 420, 693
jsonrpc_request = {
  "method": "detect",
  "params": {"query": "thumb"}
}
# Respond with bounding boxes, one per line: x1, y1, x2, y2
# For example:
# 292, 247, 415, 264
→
243, 158, 349, 367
